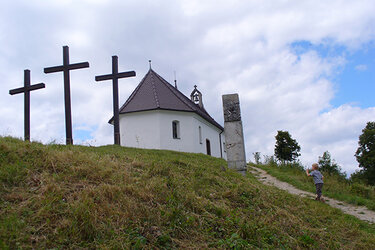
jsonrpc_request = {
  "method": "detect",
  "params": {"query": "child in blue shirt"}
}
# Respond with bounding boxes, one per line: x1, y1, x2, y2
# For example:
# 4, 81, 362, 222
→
306, 163, 324, 201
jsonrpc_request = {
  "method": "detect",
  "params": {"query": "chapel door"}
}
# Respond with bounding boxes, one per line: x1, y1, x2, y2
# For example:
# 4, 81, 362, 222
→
206, 139, 211, 156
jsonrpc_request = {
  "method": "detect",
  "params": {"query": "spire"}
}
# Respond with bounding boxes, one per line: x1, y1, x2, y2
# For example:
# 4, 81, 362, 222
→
149, 60, 152, 69
190, 85, 203, 108
174, 70, 178, 89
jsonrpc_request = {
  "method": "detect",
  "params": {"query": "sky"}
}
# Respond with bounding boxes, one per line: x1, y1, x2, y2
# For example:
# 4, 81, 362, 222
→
1, 0, 375, 175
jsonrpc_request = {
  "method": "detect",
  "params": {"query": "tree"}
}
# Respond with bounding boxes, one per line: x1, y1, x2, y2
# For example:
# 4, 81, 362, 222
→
253, 152, 261, 164
318, 151, 345, 177
274, 130, 301, 163
355, 122, 375, 185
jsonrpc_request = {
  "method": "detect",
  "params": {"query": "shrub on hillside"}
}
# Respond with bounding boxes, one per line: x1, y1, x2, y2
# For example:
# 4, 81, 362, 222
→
285, 162, 305, 172
350, 170, 367, 184
263, 155, 277, 167
262, 155, 304, 172
350, 183, 375, 200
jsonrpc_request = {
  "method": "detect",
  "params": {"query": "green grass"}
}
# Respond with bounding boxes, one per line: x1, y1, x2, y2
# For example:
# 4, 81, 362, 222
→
254, 163, 375, 211
0, 137, 375, 249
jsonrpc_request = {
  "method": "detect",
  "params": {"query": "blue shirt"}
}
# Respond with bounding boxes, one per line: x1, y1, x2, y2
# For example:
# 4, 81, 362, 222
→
310, 170, 324, 184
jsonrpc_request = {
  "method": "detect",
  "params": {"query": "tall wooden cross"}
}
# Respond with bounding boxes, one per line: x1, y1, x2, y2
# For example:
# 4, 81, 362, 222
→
9, 69, 45, 141
95, 56, 136, 145
44, 46, 89, 145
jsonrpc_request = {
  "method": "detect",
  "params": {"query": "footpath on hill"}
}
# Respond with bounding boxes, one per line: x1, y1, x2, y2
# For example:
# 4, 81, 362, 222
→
249, 166, 375, 224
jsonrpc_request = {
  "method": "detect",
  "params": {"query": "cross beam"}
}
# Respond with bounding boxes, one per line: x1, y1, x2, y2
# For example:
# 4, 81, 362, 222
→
9, 69, 45, 141
95, 56, 136, 145
44, 46, 89, 145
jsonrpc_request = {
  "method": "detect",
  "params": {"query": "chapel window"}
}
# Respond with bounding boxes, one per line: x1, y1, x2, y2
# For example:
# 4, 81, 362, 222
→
172, 120, 180, 139
199, 126, 202, 144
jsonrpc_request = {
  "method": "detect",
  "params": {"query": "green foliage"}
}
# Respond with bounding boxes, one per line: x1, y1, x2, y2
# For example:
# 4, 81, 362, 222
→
283, 161, 305, 172
1, 137, 375, 249
350, 169, 367, 184
218, 233, 251, 249
299, 233, 316, 248
318, 151, 346, 178
350, 183, 375, 199
252, 152, 261, 164
274, 131, 301, 163
355, 122, 375, 185
263, 155, 277, 166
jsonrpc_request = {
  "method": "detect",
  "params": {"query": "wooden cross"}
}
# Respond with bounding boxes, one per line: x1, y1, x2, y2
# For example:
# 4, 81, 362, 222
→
95, 56, 136, 145
44, 46, 89, 145
9, 69, 45, 141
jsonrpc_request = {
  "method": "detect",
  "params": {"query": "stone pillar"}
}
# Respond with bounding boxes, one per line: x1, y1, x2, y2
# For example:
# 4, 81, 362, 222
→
222, 94, 247, 173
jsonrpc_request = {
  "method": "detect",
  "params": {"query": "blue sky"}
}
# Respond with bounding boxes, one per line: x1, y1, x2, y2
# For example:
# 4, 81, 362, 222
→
292, 41, 375, 108
335, 46, 375, 108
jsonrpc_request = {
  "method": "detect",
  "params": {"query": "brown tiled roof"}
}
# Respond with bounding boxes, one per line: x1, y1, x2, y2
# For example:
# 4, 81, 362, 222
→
109, 69, 223, 131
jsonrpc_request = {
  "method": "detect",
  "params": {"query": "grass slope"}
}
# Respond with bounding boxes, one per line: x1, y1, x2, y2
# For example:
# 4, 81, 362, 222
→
0, 137, 375, 249
255, 163, 375, 211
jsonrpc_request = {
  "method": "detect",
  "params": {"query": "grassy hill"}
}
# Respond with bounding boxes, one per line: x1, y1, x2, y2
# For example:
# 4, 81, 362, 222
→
255, 163, 375, 211
1, 137, 375, 249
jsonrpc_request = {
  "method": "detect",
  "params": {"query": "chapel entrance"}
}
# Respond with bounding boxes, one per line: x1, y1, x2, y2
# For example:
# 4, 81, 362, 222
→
206, 139, 211, 156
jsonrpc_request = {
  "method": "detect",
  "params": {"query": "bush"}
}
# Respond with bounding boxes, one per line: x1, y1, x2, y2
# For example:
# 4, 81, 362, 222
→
350, 183, 374, 199
263, 155, 277, 167
350, 170, 367, 184
262, 156, 305, 172
284, 162, 305, 172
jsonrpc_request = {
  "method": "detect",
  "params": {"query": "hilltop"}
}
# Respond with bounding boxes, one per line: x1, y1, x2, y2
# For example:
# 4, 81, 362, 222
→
1, 137, 375, 249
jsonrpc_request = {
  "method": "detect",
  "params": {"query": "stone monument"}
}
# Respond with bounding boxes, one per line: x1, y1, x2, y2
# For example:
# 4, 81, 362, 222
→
222, 94, 247, 173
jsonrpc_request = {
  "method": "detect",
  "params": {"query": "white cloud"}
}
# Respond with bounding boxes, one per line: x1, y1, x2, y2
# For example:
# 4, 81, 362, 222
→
355, 64, 368, 71
1, 0, 375, 175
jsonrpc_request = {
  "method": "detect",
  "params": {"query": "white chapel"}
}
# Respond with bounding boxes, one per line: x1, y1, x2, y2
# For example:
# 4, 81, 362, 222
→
110, 69, 226, 159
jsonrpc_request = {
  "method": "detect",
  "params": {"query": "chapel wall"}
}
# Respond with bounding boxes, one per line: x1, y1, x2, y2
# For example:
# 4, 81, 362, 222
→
119, 111, 161, 149
119, 109, 226, 159
192, 113, 226, 159
158, 110, 196, 153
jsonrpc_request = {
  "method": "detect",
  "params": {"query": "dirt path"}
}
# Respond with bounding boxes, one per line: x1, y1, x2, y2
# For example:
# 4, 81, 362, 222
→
249, 166, 375, 224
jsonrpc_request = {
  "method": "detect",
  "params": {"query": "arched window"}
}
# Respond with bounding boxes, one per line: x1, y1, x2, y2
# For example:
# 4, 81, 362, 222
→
199, 126, 202, 144
172, 120, 180, 139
